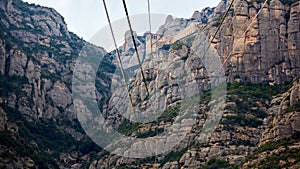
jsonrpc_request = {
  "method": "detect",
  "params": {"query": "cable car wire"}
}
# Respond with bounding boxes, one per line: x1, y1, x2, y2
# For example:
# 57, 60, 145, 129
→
200, 0, 235, 66
212, 0, 269, 77
102, 0, 134, 106
122, 0, 150, 96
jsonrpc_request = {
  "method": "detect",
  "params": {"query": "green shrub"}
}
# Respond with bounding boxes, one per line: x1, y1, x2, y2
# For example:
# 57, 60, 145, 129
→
0, 75, 28, 96
158, 104, 181, 123
222, 115, 262, 128
202, 158, 236, 169
257, 147, 300, 168
117, 119, 140, 136
171, 41, 184, 50
280, 0, 300, 6
161, 44, 171, 50
199, 90, 212, 104
117, 104, 180, 137
160, 148, 188, 167
284, 100, 300, 113
136, 128, 164, 138
1, 105, 102, 168
256, 138, 290, 153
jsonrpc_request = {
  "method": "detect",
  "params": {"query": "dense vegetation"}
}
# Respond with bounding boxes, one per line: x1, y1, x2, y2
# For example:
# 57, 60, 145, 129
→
160, 148, 188, 167
117, 104, 180, 137
257, 148, 300, 168
221, 81, 292, 131
246, 134, 300, 168
0, 105, 102, 168
202, 158, 237, 169
279, 0, 300, 6
117, 119, 140, 136
171, 41, 185, 50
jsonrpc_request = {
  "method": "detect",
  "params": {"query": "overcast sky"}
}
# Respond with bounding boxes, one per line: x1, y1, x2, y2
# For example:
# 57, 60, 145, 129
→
23, 0, 220, 41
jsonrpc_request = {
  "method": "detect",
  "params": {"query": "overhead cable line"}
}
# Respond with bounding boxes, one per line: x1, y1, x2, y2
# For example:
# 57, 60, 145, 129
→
122, 0, 150, 96
227, 0, 245, 33
146, 0, 159, 162
199, 0, 235, 66
211, 0, 269, 77
193, 0, 268, 142
210, 0, 235, 45
147, 0, 153, 56
202, 0, 244, 70
147, 0, 154, 65
102, 0, 134, 106
221, 0, 269, 68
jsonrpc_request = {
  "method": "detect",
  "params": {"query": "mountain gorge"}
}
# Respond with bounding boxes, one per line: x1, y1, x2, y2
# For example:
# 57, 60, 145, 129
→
0, 0, 300, 168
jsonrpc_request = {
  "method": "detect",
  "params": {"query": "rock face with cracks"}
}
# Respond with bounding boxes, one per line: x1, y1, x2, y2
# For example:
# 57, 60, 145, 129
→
0, 0, 300, 168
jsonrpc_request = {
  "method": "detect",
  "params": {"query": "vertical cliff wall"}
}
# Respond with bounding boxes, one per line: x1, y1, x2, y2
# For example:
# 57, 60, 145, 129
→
214, 0, 300, 84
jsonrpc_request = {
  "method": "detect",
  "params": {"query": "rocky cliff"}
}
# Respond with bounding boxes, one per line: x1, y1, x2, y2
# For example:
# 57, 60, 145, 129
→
121, 0, 300, 84
242, 79, 300, 169
0, 0, 300, 168
89, 0, 300, 168
1, 0, 75, 119
0, 0, 114, 168
215, 0, 300, 84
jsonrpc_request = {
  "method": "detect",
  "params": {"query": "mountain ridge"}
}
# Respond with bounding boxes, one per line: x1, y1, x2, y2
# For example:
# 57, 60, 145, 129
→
0, 0, 300, 168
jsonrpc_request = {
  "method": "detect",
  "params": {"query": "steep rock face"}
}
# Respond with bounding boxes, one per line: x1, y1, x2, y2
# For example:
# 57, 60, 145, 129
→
90, 0, 300, 168
0, 0, 113, 120
0, 0, 300, 168
157, 15, 191, 36
215, 0, 300, 84
91, 73, 298, 169
158, 0, 231, 36
260, 79, 300, 144
242, 79, 300, 169
0, 0, 114, 168
0, 0, 75, 119
191, 7, 214, 23
119, 31, 146, 70
132, 0, 300, 85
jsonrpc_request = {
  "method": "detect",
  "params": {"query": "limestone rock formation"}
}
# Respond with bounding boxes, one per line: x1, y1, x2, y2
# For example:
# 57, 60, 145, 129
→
242, 79, 300, 169
0, 0, 114, 168
191, 7, 214, 23
260, 79, 300, 144
91, 1, 300, 166
0, 0, 76, 119
157, 15, 190, 36
214, 0, 300, 84
0, 0, 300, 168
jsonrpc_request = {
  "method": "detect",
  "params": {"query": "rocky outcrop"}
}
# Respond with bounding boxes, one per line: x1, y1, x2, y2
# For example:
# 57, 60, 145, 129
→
191, 7, 214, 23
88, 0, 300, 168
0, 0, 110, 120
214, 0, 300, 84
242, 79, 300, 169
1, 0, 300, 168
0, 0, 114, 168
128, 0, 300, 85
260, 79, 300, 144
156, 15, 190, 36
